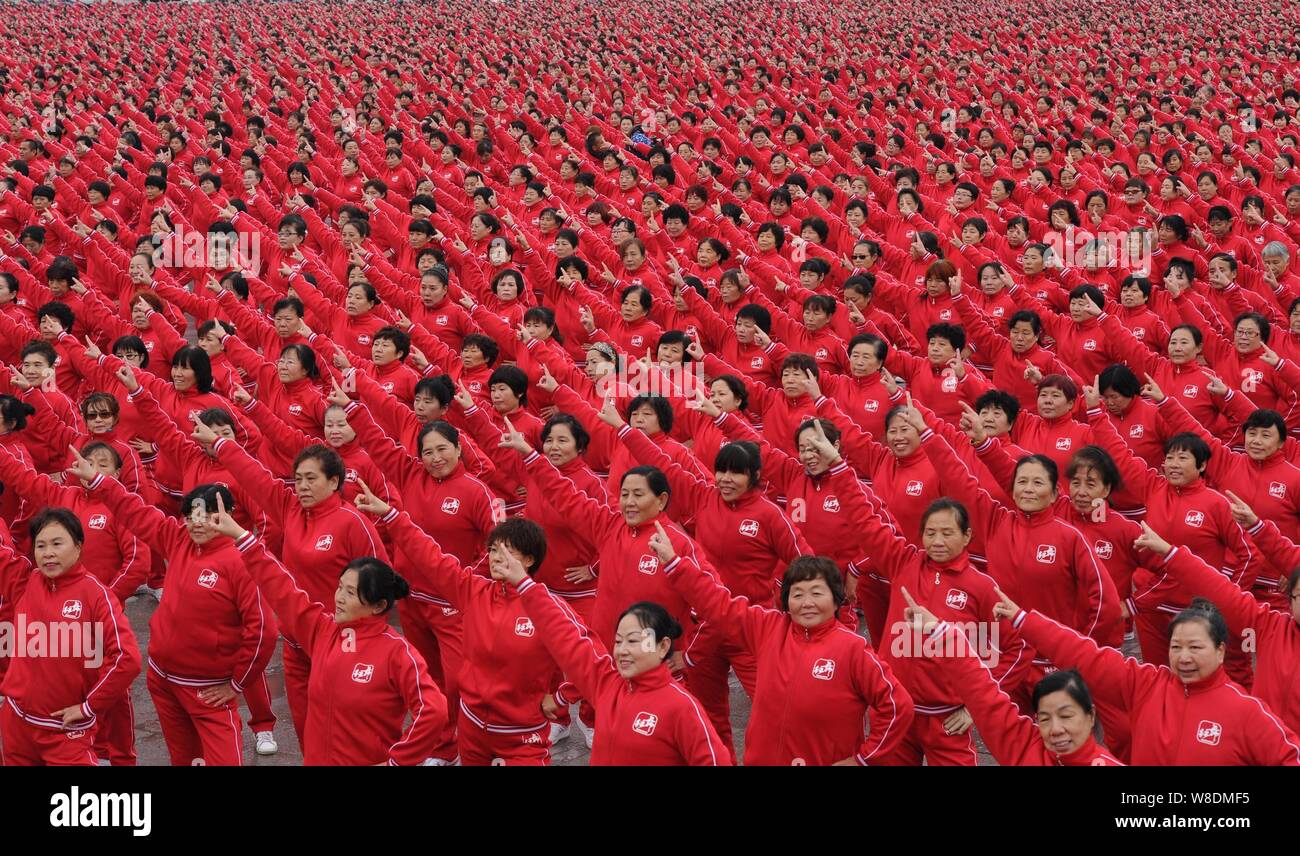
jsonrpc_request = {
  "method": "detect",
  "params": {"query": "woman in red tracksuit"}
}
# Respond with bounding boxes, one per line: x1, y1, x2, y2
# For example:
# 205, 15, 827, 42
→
339, 395, 498, 761
608, 407, 812, 757
814, 419, 1030, 765
0, 508, 141, 765
995, 551, 1300, 766
1082, 392, 1260, 679
906, 596, 1123, 765
655, 530, 914, 765
0, 443, 149, 765
356, 488, 561, 765
498, 421, 711, 704
496, 556, 730, 765
914, 412, 1124, 662
206, 498, 448, 766
75, 462, 278, 766
200, 424, 388, 747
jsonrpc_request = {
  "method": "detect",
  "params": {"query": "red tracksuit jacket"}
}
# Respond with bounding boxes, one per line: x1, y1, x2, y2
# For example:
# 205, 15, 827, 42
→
0, 555, 140, 732
380, 509, 557, 731
520, 449, 706, 650
235, 533, 447, 765
618, 425, 810, 603
515, 576, 730, 765
89, 473, 277, 692
665, 554, 913, 765
834, 463, 1030, 712
1014, 607, 1300, 765
213, 436, 389, 613
924, 431, 1122, 651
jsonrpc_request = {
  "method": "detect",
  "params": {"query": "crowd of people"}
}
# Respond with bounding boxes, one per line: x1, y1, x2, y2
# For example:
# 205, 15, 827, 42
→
1, 0, 1299, 765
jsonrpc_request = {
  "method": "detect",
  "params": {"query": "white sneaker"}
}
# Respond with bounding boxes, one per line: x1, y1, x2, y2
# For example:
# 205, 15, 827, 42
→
574, 716, 595, 749
549, 721, 571, 744
255, 731, 278, 755
420, 756, 454, 766
96, 758, 111, 767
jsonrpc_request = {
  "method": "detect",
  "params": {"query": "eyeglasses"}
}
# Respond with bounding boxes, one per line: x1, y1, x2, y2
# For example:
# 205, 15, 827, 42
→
852, 254, 870, 260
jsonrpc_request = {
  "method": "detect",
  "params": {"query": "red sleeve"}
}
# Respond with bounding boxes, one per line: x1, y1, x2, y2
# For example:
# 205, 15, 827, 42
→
228, 561, 279, 694
378, 508, 479, 607
211, 436, 297, 530
516, 576, 620, 704
80, 576, 141, 720
233, 533, 330, 652
82, 468, 185, 558
383, 632, 449, 765
1013, 609, 1157, 710
933, 622, 1041, 765
851, 639, 915, 765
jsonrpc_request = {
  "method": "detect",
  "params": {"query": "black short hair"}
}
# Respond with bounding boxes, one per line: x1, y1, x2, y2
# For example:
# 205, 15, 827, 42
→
780, 556, 846, 611
974, 390, 1021, 423
926, 322, 966, 351
626, 394, 674, 433
488, 365, 529, 405
487, 517, 547, 574
30, 507, 84, 546
1098, 364, 1140, 398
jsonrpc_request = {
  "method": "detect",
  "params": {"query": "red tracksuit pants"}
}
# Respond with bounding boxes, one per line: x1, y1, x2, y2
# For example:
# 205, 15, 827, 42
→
685, 635, 757, 765
457, 709, 551, 766
399, 598, 463, 762
241, 671, 276, 734
147, 669, 244, 766
0, 703, 98, 766
546, 593, 597, 729
872, 709, 980, 766
282, 639, 311, 746
91, 695, 136, 765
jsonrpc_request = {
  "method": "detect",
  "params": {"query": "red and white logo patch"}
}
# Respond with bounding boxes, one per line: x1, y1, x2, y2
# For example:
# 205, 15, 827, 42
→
738, 519, 759, 537
1195, 720, 1222, 746
637, 554, 658, 575
750, 355, 765, 369
945, 589, 969, 610
87, 514, 108, 530
632, 712, 658, 736
1094, 540, 1114, 559
1129, 425, 1144, 438
1036, 544, 1057, 563
441, 497, 461, 514
314, 534, 334, 551
905, 480, 924, 497
811, 658, 836, 680
630, 335, 644, 348
1055, 437, 1073, 451
435, 315, 448, 325
351, 664, 374, 683
822, 496, 840, 512
864, 399, 879, 412
1269, 482, 1286, 499
1182, 385, 1199, 398
1082, 339, 1097, 351
197, 569, 218, 589
941, 375, 958, 393
1184, 510, 1205, 528
514, 617, 535, 637
61, 600, 83, 620
358, 335, 372, 346
814, 347, 828, 361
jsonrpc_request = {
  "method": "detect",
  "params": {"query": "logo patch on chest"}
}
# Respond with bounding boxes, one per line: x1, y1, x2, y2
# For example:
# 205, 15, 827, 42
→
514, 617, 535, 637
1195, 720, 1222, 746
811, 658, 836, 680
197, 569, 219, 589
632, 712, 658, 736
314, 534, 334, 551
61, 600, 83, 620
351, 664, 374, 683
945, 589, 968, 611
